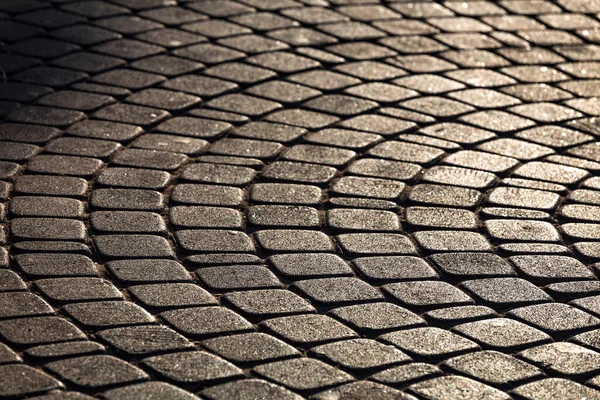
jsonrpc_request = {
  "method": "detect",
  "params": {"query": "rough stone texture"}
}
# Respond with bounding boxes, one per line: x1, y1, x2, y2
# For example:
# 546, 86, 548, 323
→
2, 0, 600, 397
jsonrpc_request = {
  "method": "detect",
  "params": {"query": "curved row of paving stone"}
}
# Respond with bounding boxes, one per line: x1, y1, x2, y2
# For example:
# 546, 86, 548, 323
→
3, 0, 600, 399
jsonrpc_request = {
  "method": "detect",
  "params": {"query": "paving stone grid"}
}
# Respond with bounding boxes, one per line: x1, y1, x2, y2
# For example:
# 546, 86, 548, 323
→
3, 0, 600, 399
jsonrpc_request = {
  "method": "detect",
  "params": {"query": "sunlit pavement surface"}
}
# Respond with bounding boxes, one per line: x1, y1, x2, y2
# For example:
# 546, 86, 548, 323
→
2, 0, 600, 399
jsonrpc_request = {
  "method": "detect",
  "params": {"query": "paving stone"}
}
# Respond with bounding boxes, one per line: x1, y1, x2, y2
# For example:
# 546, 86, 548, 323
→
0, 82, 52, 103
129, 283, 216, 309
485, 219, 560, 243
181, 163, 255, 186
384, 281, 473, 310
328, 208, 400, 232
172, 184, 243, 207
347, 159, 421, 182
255, 230, 333, 253
572, 328, 600, 353
38, 90, 114, 111
93, 103, 170, 126
337, 233, 417, 256
499, 243, 571, 256
10, 197, 84, 218
15, 253, 97, 278
35, 277, 122, 304
11, 218, 86, 241
93, 38, 164, 60
509, 255, 595, 283
27, 391, 96, 400
282, 144, 355, 167
568, 189, 600, 206
102, 382, 199, 400
519, 342, 600, 378
8, 37, 80, 59
91, 211, 165, 233
304, 129, 381, 151
53, 52, 127, 75
169, 206, 241, 229
509, 303, 600, 336
486, 187, 560, 211
46, 355, 148, 390
413, 231, 492, 253
0, 316, 85, 347
94, 235, 175, 259
0, 291, 53, 319
352, 256, 438, 283
0, 342, 21, 364
371, 363, 442, 388
7, 105, 85, 127
196, 265, 281, 291
330, 302, 425, 336
223, 289, 314, 319
294, 277, 382, 307
430, 253, 514, 281
253, 357, 354, 393
424, 305, 497, 326
91, 188, 164, 211
67, 120, 143, 142
453, 318, 552, 351
64, 301, 154, 329
202, 332, 299, 366
46, 137, 121, 159
502, 178, 567, 194
513, 161, 588, 186
0, 141, 40, 161
461, 278, 551, 310
25, 340, 106, 362
125, 90, 201, 113
421, 166, 496, 189
97, 168, 170, 189
409, 375, 510, 400
98, 325, 194, 356
311, 338, 410, 372
512, 378, 600, 400
0, 364, 63, 397
27, 155, 104, 177
546, 281, 600, 301
142, 351, 243, 384
443, 150, 518, 174
12, 243, 89, 257
268, 253, 351, 279
561, 204, 600, 223
312, 381, 416, 400
203, 379, 302, 400
176, 230, 254, 253
369, 141, 445, 165
477, 138, 553, 161
248, 205, 318, 228
0, 270, 26, 292
0, 161, 21, 179
262, 314, 357, 346
573, 291, 600, 317
161, 306, 253, 338
339, 115, 416, 136
15, 64, 83, 88
380, 327, 479, 361
408, 184, 481, 208
131, 134, 207, 155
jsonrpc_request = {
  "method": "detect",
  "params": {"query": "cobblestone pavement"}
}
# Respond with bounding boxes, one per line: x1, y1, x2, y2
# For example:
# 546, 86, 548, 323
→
2, 0, 600, 399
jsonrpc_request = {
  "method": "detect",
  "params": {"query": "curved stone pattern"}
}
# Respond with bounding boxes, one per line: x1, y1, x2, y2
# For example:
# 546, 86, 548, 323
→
2, 0, 600, 398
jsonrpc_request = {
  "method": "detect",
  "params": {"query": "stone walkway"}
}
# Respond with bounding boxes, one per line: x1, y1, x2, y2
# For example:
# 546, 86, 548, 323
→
1, 0, 600, 399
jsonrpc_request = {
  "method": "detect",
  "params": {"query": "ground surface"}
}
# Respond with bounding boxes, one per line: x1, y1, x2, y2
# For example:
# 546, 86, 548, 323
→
1, 0, 600, 399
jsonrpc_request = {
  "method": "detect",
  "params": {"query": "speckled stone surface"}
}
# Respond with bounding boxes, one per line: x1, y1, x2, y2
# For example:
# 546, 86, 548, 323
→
2, 0, 600, 398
